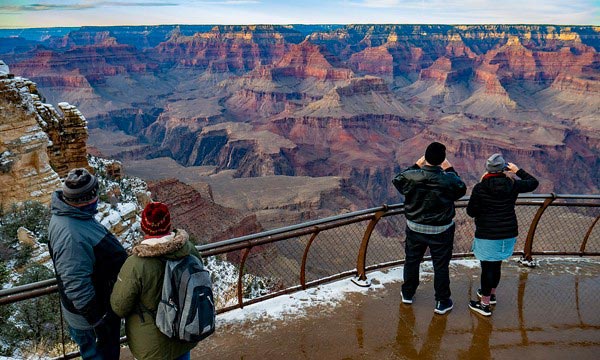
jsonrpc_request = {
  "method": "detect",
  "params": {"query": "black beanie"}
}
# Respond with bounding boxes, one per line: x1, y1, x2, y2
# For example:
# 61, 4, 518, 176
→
425, 142, 446, 166
62, 168, 99, 204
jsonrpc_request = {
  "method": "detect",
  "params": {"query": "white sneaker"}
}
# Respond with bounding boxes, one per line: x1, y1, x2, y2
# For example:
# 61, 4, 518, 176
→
518, 257, 537, 268
401, 291, 413, 304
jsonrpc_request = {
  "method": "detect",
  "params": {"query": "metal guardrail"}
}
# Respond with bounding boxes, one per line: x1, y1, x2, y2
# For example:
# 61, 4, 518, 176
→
0, 193, 598, 359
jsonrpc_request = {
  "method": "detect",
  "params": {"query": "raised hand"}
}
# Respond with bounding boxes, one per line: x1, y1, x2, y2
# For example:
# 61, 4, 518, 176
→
506, 162, 519, 173
441, 158, 452, 170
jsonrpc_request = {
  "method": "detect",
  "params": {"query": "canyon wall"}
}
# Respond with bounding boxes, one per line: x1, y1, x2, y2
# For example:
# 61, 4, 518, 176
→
2, 25, 598, 216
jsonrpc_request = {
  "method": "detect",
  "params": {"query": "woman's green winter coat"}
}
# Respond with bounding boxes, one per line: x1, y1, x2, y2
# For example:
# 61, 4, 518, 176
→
110, 229, 201, 360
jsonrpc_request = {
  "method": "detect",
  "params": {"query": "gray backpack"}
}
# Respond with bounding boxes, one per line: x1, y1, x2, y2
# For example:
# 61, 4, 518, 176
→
155, 255, 216, 342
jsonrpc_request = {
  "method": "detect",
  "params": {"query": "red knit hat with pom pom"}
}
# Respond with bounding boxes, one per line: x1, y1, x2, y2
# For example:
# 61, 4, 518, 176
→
141, 202, 171, 236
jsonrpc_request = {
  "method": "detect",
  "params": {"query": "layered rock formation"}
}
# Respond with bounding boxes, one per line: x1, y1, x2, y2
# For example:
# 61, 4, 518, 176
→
37, 102, 91, 177
153, 25, 304, 72
0, 73, 62, 208
147, 178, 263, 244
0, 66, 96, 208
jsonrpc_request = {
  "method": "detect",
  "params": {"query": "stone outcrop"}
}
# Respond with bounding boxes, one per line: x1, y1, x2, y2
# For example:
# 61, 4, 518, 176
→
147, 178, 264, 244
348, 46, 394, 77
0, 68, 95, 208
0, 74, 62, 208
153, 25, 304, 72
271, 40, 354, 81
37, 101, 91, 177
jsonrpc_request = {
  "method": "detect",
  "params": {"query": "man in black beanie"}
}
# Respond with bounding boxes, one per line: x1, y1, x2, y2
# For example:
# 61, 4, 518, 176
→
392, 142, 466, 315
48, 168, 127, 359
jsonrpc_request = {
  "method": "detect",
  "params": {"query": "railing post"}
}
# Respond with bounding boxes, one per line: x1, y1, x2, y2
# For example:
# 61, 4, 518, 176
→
352, 208, 387, 287
520, 194, 556, 267
237, 247, 252, 309
579, 214, 600, 255
300, 228, 320, 290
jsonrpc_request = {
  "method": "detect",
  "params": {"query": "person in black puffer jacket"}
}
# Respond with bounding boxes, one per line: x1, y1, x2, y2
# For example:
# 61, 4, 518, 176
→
466, 153, 539, 317
392, 142, 467, 315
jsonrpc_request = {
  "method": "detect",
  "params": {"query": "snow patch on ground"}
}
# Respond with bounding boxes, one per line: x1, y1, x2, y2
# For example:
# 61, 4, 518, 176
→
217, 264, 411, 326
216, 257, 600, 328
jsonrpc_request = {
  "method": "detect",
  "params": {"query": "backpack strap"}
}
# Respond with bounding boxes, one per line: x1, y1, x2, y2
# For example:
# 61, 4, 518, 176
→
137, 302, 156, 323
136, 257, 167, 323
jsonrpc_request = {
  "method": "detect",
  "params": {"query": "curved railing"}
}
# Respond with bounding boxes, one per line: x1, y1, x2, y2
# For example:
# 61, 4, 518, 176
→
0, 194, 598, 359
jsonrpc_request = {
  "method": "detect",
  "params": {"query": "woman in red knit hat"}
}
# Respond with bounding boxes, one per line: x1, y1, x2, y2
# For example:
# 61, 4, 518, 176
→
111, 202, 201, 360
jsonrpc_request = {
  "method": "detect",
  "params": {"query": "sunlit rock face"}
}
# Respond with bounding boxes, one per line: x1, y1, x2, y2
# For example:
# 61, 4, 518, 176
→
0, 73, 62, 208
146, 178, 264, 245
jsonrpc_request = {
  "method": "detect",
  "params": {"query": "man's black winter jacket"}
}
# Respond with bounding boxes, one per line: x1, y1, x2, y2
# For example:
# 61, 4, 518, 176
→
466, 169, 538, 240
393, 164, 467, 226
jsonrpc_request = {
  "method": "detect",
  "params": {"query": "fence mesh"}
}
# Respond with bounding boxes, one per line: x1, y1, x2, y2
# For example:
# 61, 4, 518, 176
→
367, 214, 405, 267
204, 253, 241, 308
304, 222, 366, 283
585, 217, 600, 253
532, 205, 599, 254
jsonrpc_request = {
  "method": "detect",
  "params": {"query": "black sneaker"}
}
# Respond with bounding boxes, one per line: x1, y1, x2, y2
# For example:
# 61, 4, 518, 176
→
401, 291, 413, 304
434, 299, 453, 314
469, 300, 492, 316
477, 289, 497, 304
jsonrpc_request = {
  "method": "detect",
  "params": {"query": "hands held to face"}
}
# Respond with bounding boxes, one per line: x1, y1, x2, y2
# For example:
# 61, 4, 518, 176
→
505, 162, 519, 173
480, 162, 520, 180
416, 156, 453, 170
416, 156, 518, 175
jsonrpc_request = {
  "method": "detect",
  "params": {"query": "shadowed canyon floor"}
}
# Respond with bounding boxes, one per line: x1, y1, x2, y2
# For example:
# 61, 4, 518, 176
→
119, 258, 600, 359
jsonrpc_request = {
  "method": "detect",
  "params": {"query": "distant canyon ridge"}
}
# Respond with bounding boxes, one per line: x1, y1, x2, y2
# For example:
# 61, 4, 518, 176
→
1, 24, 598, 227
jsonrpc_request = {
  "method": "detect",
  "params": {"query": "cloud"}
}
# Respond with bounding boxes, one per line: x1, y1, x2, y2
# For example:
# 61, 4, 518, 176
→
0, 1, 179, 13
188, 0, 261, 4
342, 0, 598, 24
347, 0, 409, 8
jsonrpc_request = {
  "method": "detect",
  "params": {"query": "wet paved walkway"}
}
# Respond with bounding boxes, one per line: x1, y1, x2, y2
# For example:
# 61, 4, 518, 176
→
120, 257, 600, 359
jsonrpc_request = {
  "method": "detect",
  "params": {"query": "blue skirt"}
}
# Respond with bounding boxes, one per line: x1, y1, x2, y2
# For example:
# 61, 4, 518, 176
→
472, 237, 517, 261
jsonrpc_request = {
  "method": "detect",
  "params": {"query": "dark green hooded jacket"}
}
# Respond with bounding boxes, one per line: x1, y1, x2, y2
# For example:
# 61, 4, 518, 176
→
110, 229, 201, 359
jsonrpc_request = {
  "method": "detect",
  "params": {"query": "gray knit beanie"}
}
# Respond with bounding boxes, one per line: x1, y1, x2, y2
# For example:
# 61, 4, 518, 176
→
486, 153, 506, 173
62, 168, 99, 204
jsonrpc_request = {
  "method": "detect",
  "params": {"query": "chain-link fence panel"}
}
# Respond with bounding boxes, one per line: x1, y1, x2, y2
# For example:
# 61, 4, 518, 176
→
514, 204, 540, 252
584, 217, 600, 253
454, 206, 475, 254
245, 237, 303, 290
366, 214, 405, 267
532, 205, 600, 253
304, 221, 367, 283
205, 251, 243, 308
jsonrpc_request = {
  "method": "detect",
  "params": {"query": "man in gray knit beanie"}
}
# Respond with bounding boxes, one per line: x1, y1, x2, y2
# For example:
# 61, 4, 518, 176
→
49, 168, 126, 359
62, 168, 99, 205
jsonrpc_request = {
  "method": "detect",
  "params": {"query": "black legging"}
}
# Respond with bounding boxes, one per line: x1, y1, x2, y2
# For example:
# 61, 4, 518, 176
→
480, 261, 502, 296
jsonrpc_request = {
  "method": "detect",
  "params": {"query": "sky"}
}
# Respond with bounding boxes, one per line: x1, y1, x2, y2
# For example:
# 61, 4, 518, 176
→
0, 0, 598, 28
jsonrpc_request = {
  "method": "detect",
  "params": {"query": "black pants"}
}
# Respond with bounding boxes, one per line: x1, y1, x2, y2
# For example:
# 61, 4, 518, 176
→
401, 224, 455, 302
480, 261, 502, 296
